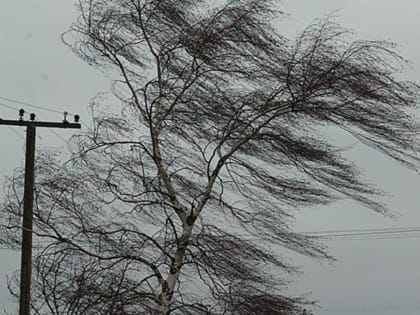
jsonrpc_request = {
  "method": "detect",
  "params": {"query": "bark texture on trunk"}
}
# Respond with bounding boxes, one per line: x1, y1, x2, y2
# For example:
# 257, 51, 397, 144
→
158, 225, 192, 314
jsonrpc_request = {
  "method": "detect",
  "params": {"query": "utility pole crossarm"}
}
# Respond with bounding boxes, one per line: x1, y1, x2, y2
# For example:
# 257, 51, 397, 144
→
0, 119, 81, 129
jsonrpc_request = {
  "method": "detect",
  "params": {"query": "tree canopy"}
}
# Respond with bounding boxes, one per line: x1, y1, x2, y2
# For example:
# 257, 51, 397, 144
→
1, 0, 419, 314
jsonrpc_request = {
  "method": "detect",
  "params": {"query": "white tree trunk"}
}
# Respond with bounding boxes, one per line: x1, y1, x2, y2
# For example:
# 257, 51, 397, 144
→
158, 224, 193, 314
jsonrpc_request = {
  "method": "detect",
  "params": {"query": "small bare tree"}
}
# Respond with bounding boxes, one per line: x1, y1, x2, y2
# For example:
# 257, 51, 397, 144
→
2, 0, 420, 314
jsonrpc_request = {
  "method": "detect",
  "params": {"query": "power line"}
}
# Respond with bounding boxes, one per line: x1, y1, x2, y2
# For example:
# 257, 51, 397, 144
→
0, 101, 22, 112
321, 233, 420, 241
0, 96, 91, 130
49, 128, 70, 145
237, 227, 420, 242
2, 102, 74, 144
317, 236, 420, 242
303, 226, 420, 241
6, 127, 25, 140
316, 229, 420, 236
304, 226, 420, 235
0, 96, 65, 115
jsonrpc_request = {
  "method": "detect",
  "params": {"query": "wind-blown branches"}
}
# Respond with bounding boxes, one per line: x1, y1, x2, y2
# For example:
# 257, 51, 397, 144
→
1, 0, 419, 314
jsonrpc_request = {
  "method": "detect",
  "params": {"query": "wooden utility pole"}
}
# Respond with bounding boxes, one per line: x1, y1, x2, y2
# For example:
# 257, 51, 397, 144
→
20, 123, 35, 315
0, 110, 81, 315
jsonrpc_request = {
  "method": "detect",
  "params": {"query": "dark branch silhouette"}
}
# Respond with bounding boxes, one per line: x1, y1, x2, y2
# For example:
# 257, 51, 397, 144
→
1, 0, 419, 314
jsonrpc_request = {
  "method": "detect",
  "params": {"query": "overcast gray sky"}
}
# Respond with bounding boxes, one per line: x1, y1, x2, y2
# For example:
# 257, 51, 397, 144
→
0, 1, 419, 314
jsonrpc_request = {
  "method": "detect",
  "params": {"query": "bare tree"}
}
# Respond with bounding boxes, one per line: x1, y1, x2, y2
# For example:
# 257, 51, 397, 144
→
1, 0, 420, 314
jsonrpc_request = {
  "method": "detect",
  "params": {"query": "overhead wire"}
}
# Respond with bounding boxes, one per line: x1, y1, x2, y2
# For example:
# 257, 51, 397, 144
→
6, 127, 25, 140
0, 95, 91, 130
304, 226, 420, 234
0, 101, 21, 113
0, 95, 91, 146
325, 234, 420, 241
235, 226, 420, 242
0, 95, 65, 115
48, 128, 70, 145
304, 226, 420, 241
306, 227, 420, 236
1, 102, 68, 144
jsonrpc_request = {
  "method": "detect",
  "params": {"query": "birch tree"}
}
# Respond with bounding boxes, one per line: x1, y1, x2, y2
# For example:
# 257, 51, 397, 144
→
1, 0, 420, 314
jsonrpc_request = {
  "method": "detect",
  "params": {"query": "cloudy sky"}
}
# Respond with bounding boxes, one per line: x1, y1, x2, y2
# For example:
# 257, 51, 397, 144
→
0, 1, 419, 314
